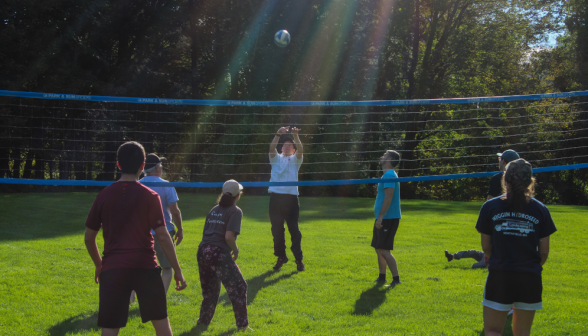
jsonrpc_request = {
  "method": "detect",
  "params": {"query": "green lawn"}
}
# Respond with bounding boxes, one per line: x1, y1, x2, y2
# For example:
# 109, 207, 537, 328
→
0, 192, 586, 335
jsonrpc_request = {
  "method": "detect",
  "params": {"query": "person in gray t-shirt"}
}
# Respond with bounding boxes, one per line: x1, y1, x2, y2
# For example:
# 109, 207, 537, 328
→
197, 180, 249, 330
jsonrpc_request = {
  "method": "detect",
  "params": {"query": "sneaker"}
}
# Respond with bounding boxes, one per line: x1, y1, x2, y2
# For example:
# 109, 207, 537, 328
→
295, 259, 305, 271
374, 277, 386, 283
445, 250, 454, 262
273, 257, 289, 270
386, 279, 402, 288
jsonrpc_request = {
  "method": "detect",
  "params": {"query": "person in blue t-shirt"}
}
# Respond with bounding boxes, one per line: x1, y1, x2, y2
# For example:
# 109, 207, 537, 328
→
475, 159, 556, 336
139, 153, 183, 294
372, 150, 402, 287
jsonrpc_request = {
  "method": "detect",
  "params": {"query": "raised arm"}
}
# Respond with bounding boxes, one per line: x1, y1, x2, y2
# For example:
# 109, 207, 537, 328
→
291, 127, 303, 159
270, 126, 289, 158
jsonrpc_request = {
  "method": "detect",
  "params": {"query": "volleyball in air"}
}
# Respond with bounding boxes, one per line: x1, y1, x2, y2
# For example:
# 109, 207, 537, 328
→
274, 30, 291, 47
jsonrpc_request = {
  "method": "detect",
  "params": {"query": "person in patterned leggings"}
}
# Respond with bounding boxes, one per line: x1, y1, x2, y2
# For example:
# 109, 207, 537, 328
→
197, 180, 249, 330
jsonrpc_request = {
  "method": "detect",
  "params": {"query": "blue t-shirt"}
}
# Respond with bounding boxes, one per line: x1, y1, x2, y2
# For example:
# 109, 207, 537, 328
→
140, 176, 179, 233
475, 197, 557, 274
374, 169, 401, 219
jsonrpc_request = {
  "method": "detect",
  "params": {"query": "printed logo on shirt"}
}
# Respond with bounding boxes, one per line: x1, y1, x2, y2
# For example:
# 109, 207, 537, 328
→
492, 211, 538, 237
207, 211, 225, 225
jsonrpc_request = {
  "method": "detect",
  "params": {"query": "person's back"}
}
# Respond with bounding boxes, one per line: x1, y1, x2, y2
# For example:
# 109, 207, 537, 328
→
200, 203, 242, 250
84, 141, 186, 336
88, 181, 163, 270
475, 159, 556, 336
477, 196, 553, 274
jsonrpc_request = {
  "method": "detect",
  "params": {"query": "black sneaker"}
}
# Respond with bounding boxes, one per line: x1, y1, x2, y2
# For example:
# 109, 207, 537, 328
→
374, 277, 386, 283
273, 257, 289, 270
445, 250, 454, 262
295, 260, 305, 271
385, 279, 402, 288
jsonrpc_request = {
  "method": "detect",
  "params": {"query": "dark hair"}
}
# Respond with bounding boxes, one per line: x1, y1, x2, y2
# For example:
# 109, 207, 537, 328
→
117, 141, 146, 174
501, 159, 535, 210
280, 135, 297, 151
385, 150, 401, 168
217, 191, 242, 207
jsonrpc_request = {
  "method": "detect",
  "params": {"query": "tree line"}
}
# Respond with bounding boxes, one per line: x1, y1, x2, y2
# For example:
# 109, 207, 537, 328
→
1, 0, 587, 204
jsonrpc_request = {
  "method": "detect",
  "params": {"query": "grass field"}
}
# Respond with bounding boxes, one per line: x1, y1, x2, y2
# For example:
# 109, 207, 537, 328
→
0, 192, 586, 335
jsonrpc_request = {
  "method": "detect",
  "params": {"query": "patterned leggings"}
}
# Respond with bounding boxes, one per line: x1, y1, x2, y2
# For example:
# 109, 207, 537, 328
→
197, 244, 248, 328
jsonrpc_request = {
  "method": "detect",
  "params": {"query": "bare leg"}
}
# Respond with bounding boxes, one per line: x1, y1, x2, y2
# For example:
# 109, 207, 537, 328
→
152, 317, 173, 336
376, 249, 398, 277
483, 305, 509, 336
512, 309, 536, 336
161, 267, 173, 294
101, 328, 120, 336
376, 250, 387, 274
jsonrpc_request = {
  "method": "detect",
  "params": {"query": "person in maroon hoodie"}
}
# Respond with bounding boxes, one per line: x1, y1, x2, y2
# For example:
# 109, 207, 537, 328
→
84, 141, 187, 336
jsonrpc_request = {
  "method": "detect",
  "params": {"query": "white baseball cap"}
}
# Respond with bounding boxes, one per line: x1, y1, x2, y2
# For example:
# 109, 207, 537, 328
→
222, 179, 243, 196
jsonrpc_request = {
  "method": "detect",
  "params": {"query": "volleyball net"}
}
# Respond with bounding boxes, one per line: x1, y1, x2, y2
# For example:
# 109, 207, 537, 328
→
1, 90, 588, 193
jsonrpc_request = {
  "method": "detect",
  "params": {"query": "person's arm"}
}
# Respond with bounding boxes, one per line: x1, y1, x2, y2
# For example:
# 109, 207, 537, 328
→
291, 127, 304, 159
84, 227, 102, 284
375, 187, 394, 229
225, 230, 239, 261
480, 233, 492, 259
270, 126, 289, 158
169, 202, 183, 245
539, 235, 550, 266
154, 226, 187, 291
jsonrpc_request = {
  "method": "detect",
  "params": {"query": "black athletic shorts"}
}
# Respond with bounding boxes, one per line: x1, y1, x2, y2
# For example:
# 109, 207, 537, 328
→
371, 218, 400, 250
483, 270, 543, 311
98, 267, 168, 328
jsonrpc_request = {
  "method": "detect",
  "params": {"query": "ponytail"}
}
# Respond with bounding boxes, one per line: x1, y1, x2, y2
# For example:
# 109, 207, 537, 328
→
501, 159, 535, 210
217, 192, 240, 207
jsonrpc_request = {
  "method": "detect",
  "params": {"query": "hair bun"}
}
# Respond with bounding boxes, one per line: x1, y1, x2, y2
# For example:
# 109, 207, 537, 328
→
505, 159, 532, 184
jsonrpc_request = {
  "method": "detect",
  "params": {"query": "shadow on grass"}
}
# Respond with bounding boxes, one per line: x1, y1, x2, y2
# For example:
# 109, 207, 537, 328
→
220, 269, 297, 306
477, 314, 514, 336
47, 308, 140, 336
179, 324, 241, 336
180, 270, 294, 335
352, 283, 388, 315
0, 192, 207, 242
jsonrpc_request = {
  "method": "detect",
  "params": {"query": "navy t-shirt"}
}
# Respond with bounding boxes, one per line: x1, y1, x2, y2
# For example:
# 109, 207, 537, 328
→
199, 204, 242, 252
487, 172, 503, 198
475, 197, 557, 274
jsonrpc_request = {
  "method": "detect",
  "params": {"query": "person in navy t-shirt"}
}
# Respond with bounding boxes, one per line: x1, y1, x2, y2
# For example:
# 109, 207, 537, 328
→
475, 159, 556, 336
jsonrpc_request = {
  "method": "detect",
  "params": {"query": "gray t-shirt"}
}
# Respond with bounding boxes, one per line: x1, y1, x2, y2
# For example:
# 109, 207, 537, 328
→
199, 204, 242, 252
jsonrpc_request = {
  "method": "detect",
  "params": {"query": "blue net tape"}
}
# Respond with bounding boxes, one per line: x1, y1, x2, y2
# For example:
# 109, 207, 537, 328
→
1, 89, 588, 106
2, 163, 587, 187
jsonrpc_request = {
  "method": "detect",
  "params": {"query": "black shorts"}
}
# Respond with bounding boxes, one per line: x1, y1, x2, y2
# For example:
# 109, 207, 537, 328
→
483, 270, 543, 311
98, 267, 168, 328
371, 218, 400, 250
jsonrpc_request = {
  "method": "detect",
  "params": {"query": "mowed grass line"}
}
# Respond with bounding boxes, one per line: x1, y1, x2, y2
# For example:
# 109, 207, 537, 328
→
0, 192, 586, 335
